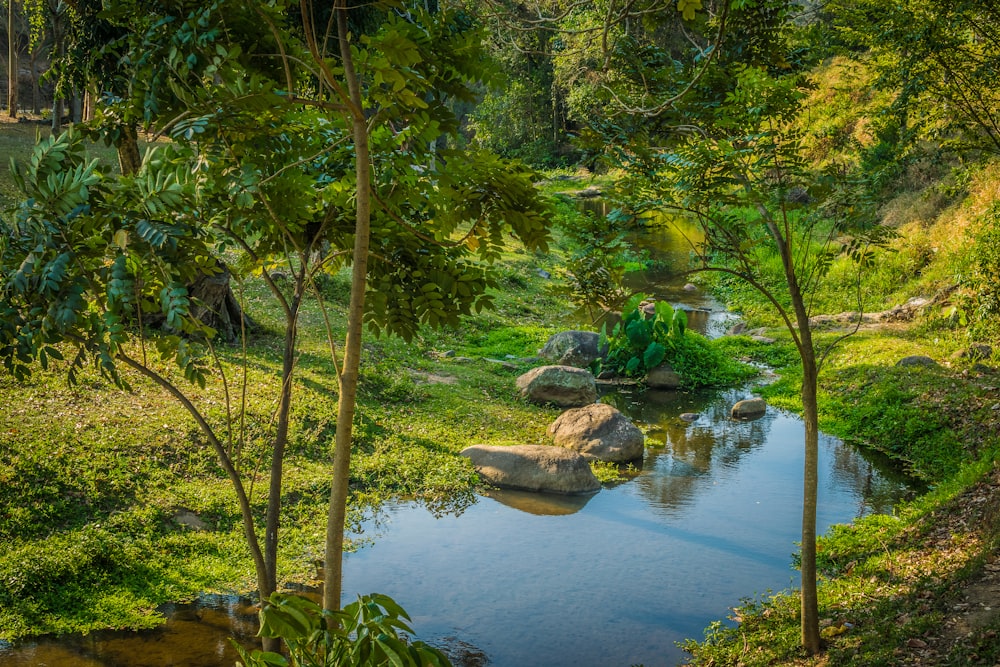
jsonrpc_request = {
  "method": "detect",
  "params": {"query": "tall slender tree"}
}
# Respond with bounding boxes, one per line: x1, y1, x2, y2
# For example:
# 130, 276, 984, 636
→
6, 0, 17, 117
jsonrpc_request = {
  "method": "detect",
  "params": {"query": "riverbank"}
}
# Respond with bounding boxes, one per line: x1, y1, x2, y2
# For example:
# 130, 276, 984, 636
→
684, 285, 1000, 663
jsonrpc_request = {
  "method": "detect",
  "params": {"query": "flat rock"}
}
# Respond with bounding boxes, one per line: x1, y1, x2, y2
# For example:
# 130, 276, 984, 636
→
460, 445, 601, 495
896, 355, 939, 368
547, 403, 644, 463
731, 397, 767, 421
516, 365, 597, 407
679, 412, 700, 422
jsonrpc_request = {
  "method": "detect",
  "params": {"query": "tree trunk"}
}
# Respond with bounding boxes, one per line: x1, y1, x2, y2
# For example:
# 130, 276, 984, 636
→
798, 336, 821, 655
766, 208, 821, 655
187, 265, 257, 343
29, 47, 38, 114
117, 124, 142, 176
7, 0, 17, 118
323, 1, 372, 614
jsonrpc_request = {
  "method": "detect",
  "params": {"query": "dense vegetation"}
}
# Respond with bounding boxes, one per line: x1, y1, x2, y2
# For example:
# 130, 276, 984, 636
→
2, 0, 1000, 664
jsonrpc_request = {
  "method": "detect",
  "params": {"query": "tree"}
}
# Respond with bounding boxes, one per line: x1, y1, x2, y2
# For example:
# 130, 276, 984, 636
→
6, 0, 17, 117
0, 0, 549, 643
834, 0, 1000, 156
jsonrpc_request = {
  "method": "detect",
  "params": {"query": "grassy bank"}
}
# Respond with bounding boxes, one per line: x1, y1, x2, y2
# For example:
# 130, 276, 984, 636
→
0, 253, 582, 637
680, 60, 1000, 660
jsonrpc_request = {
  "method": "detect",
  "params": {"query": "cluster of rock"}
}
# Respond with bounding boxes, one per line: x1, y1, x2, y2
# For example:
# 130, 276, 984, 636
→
896, 343, 995, 373
460, 330, 770, 497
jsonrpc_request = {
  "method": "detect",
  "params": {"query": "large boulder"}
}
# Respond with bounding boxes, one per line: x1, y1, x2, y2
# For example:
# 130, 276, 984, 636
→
538, 330, 605, 368
646, 363, 682, 389
731, 398, 767, 421
547, 403, 645, 463
516, 365, 597, 407
460, 445, 601, 495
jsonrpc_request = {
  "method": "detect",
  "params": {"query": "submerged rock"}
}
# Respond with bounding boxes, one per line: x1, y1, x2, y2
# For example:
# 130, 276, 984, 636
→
731, 398, 767, 421
460, 445, 601, 495
516, 365, 597, 407
547, 402, 644, 463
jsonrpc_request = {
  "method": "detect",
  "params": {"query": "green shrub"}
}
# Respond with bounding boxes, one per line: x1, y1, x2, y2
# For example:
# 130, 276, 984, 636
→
597, 294, 755, 388
235, 592, 451, 667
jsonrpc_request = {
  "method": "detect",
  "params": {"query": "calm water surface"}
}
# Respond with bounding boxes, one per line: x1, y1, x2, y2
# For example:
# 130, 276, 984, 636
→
339, 387, 910, 667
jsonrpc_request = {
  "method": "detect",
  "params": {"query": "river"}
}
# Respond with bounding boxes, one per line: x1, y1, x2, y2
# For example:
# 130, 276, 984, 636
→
0, 211, 916, 666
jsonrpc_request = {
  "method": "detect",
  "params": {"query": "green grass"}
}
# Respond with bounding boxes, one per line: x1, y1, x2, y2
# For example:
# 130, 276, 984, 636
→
0, 124, 585, 637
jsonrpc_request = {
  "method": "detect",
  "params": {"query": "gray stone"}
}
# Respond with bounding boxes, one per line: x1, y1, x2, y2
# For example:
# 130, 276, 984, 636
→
952, 344, 993, 361
460, 445, 601, 495
538, 330, 605, 368
726, 322, 747, 336
896, 355, 939, 368
682, 283, 698, 292
172, 510, 208, 531
751, 335, 776, 344
646, 363, 682, 389
547, 403, 645, 463
486, 358, 519, 370
516, 365, 597, 407
679, 413, 699, 422
731, 397, 767, 421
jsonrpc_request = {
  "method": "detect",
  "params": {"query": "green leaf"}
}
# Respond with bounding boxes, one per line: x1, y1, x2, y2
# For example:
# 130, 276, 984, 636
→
643, 341, 666, 369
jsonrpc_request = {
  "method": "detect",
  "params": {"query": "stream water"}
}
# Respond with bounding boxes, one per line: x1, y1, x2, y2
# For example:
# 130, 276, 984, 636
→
0, 211, 916, 666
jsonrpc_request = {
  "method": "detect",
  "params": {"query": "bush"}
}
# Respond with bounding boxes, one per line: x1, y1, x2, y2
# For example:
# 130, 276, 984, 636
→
597, 295, 755, 388
235, 593, 451, 667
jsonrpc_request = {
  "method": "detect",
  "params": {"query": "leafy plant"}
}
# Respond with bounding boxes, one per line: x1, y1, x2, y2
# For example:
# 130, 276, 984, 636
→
235, 593, 450, 667
599, 294, 687, 378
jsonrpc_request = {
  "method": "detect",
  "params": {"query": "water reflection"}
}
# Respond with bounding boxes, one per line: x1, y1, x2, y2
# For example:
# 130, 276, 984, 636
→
482, 487, 595, 515
0, 595, 259, 667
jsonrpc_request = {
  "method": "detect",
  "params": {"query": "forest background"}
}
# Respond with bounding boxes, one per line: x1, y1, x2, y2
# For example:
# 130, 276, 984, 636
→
2, 0, 1000, 665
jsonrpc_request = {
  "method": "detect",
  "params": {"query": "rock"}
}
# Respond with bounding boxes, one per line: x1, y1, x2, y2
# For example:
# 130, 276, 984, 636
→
516, 365, 597, 407
576, 186, 603, 198
538, 330, 606, 368
751, 335, 776, 344
646, 363, 682, 389
679, 412, 699, 422
536, 269, 551, 279
896, 355, 939, 368
485, 358, 519, 370
726, 322, 747, 336
172, 510, 208, 531
460, 445, 601, 495
640, 301, 657, 317
952, 344, 993, 361
731, 397, 767, 421
547, 403, 645, 463
682, 283, 698, 292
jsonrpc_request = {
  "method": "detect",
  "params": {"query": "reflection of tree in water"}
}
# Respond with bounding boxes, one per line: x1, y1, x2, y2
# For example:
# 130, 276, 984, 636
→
611, 388, 776, 517
825, 439, 918, 516
604, 386, 915, 519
